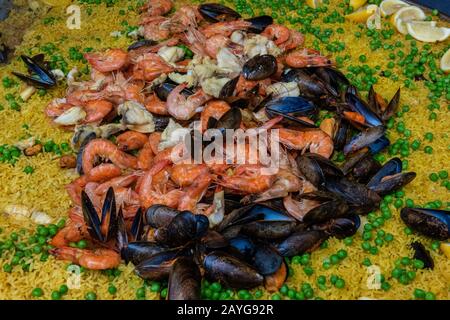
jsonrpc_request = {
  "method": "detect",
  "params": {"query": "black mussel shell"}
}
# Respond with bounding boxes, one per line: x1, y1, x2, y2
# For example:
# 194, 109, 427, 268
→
155, 81, 194, 101
243, 54, 277, 81
12, 55, 56, 88
366, 157, 402, 188
411, 241, 434, 269
168, 256, 202, 300
145, 205, 180, 228
276, 230, 327, 257
199, 3, 241, 22
122, 241, 169, 265
400, 208, 450, 240
219, 76, 239, 99
345, 92, 383, 127
246, 15, 273, 34
343, 125, 385, 155
368, 172, 416, 196
128, 39, 157, 51
252, 244, 283, 276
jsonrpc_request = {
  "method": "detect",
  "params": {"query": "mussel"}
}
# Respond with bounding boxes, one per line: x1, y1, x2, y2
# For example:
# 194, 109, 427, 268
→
246, 15, 273, 34
198, 3, 241, 22
281, 69, 329, 99
243, 54, 277, 81
411, 241, 434, 269
155, 80, 194, 101
343, 125, 385, 155
203, 251, 264, 289
12, 55, 56, 88
368, 172, 416, 196
252, 244, 283, 276
134, 248, 184, 280
168, 256, 202, 300
276, 230, 327, 257
345, 92, 383, 127
366, 157, 402, 188
297, 153, 343, 187
265, 96, 318, 128
300, 192, 349, 224
127, 39, 157, 51
400, 208, 450, 240
122, 241, 169, 265
145, 205, 180, 228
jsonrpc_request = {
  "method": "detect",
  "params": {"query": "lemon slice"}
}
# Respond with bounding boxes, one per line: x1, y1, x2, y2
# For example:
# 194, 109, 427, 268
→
40, 0, 71, 6
379, 0, 409, 17
367, 7, 382, 30
440, 48, 450, 73
406, 22, 450, 42
305, 0, 323, 9
392, 6, 426, 34
441, 243, 450, 259
350, 0, 368, 11
345, 4, 378, 23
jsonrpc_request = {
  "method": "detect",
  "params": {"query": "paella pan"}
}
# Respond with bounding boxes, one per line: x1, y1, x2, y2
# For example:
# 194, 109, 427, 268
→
0, 0, 448, 300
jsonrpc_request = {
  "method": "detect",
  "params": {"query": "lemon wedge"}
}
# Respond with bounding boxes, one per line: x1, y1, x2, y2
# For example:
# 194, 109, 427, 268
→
379, 0, 409, 17
440, 48, 450, 73
40, 0, 72, 6
406, 22, 450, 42
441, 243, 450, 259
305, 0, 323, 9
345, 4, 378, 23
392, 6, 426, 34
350, 0, 368, 11
367, 7, 382, 30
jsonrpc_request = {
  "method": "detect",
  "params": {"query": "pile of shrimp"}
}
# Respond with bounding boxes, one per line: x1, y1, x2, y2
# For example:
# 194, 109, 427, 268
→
47, 0, 337, 270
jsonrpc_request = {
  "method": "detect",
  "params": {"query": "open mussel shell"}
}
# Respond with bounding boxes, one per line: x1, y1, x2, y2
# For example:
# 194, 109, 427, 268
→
297, 153, 343, 187
265, 96, 318, 128
382, 88, 400, 122
311, 67, 349, 96
208, 107, 242, 131
198, 3, 241, 22
343, 125, 385, 155
219, 76, 239, 99
243, 54, 277, 81
345, 92, 383, 127
349, 156, 381, 184
366, 157, 402, 188
281, 69, 329, 99
400, 208, 450, 240
325, 214, 361, 239
411, 241, 434, 269
134, 248, 184, 280
227, 235, 256, 262
325, 177, 381, 215
12, 55, 56, 88
302, 199, 349, 225
241, 220, 297, 240
168, 256, 202, 300
246, 15, 273, 34
368, 172, 416, 196
203, 251, 264, 289
276, 230, 327, 257
368, 135, 390, 154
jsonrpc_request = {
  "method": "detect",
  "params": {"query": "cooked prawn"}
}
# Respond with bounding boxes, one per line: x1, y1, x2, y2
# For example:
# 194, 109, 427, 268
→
204, 35, 231, 58
95, 172, 142, 196
278, 30, 304, 51
178, 174, 213, 212
200, 100, 231, 132
141, 0, 173, 17
144, 93, 168, 115
217, 165, 276, 194
84, 49, 128, 73
83, 100, 113, 124
170, 164, 209, 187
50, 223, 84, 247
137, 140, 155, 170
167, 83, 212, 120
117, 131, 149, 151
87, 163, 122, 183
141, 16, 171, 41
261, 24, 290, 45
45, 100, 73, 118
202, 20, 251, 38
132, 53, 175, 81
277, 128, 334, 158
82, 139, 139, 174
50, 247, 121, 270
285, 48, 333, 68
343, 111, 366, 126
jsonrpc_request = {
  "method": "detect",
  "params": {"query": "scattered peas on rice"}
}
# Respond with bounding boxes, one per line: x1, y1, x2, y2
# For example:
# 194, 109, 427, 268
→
0, 0, 449, 300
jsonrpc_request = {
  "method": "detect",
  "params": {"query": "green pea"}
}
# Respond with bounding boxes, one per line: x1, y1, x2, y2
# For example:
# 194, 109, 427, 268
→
31, 288, 43, 297
413, 288, 426, 299
425, 292, 436, 300
59, 284, 69, 295
51, 291, 61, 300
271, 293, 281, 300
85, 292, 97, 300
335, 279, 345, 289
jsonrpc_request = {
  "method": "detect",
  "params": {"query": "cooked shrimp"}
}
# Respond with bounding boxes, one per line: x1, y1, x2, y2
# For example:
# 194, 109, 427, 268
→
45, 100, 73, 118
82, 139, 139, 174
204, 34, 230, 58
217, 165, 276, 194
84, 49, 128, 73
277, 128, 334, 158
50, 247, 121, 270
148, 132, 162, 155
137, 140, 155, 170
178, 174, 213, 212
168, 5, 202, 33
66, 176, 88, 205
144, 93, 168, 115
261, 24, 290, 45
141, 0, 173, 17
117, 131, 149, 151
142, 16, 171, 41
132, 53, 175, 81
285, 48, 333, 68
235, 75, 271, 97
83, 100, 113, 124
139, 160, 174, 208
50, 223, 84, 247
66, 89, 104, 106
244, 169, 302, 202
87, 163, 122, 183
167, 83, 212, 120
95, 172, 141, 196
200, 100, 231, 132
277, 29, 305, 51
171, 164, 209, 187
202, 20, 251, 38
